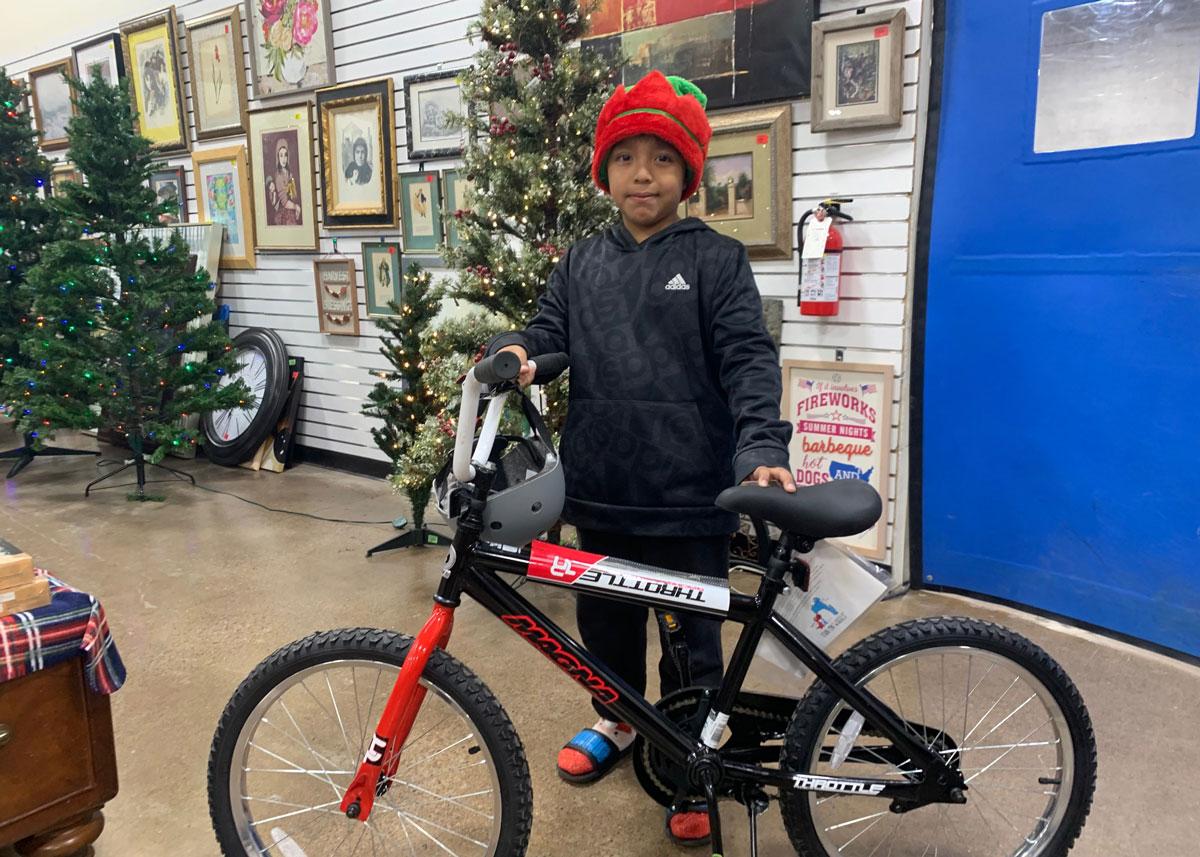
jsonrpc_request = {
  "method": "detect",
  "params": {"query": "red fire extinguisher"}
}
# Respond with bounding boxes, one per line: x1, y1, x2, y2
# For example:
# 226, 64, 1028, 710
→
798, 198, 853, 316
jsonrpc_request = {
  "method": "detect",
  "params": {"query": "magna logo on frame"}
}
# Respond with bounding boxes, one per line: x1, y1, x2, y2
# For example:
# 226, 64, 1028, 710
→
500, 614, 619, 704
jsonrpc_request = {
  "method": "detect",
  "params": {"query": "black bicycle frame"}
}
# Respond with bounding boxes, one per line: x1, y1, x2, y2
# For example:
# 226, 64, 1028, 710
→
434, 521, 963, 805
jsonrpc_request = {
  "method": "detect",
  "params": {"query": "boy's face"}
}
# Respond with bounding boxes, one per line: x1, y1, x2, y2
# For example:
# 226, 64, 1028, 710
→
606, 135, 686, 238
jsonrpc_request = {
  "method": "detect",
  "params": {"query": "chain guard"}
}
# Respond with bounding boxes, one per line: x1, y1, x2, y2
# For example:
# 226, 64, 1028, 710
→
632, 687, 798, 807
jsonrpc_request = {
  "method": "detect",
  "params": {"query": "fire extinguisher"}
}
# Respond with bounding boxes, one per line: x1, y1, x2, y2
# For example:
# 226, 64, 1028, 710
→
797, 198, 853, 316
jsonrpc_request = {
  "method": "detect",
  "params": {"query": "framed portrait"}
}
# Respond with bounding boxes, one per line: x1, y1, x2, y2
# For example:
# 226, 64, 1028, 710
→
784, 360, 893, 560
73, 34, 125, 86
442, 168, 476, 249
363, 242, 402, 317
248, 102, 317, 251
121, 8, 189, 152
193, 145, 256, 270
403, 70, 466, 160
28, 60, 75, 151
185, 8, 250, 141
49, 162, 83, 197
811, 8, 905, 132
316, 78, 398, 229
149, 165, 187, 224
400, 172, 443, 253
582, 0, 815, 111
679, 104, 792, 260
245, 0, 335, 99
313, 258, 359, 335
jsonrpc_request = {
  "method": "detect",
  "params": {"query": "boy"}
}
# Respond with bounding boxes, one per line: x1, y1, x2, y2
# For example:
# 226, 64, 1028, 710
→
493, 70, 794, 847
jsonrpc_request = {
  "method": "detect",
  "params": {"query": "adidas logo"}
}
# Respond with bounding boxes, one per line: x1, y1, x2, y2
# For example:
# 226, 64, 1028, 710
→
665, 273, 691, 291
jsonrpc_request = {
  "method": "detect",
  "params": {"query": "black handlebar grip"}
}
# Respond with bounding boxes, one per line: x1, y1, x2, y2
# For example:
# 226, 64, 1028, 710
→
473, 351, 521, 385
531, 352, 570, 385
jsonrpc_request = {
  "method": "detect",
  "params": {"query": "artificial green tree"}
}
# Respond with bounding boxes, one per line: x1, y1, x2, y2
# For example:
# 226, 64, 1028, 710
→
12, 75, 249, 499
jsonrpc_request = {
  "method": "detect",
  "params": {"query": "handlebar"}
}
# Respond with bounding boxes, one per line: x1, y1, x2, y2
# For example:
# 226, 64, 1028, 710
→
451, 352, 569, 484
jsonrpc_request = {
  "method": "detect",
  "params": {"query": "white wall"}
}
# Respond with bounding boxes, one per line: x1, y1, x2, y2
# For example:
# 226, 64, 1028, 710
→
5, 0, 927, 572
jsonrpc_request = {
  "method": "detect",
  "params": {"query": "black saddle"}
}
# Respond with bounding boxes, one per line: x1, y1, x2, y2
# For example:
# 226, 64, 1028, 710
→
717, 480, 881, 540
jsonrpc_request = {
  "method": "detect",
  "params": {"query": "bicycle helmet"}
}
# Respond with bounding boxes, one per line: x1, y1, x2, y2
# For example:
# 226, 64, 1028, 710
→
434, 391, 564, 547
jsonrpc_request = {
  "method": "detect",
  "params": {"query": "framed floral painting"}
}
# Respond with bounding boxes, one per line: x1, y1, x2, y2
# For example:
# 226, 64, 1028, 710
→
121, 7, 189, 152
248, 102, 317, 251
185, 7, 250, 140
193, 145, 256, 270
245, 0, 336, 99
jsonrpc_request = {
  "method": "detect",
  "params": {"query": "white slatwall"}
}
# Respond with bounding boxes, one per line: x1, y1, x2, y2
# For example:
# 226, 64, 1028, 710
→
7, 0, 928, 570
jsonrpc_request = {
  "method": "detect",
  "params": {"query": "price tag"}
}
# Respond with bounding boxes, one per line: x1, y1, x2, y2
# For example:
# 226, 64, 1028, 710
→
874, 25, 890, 38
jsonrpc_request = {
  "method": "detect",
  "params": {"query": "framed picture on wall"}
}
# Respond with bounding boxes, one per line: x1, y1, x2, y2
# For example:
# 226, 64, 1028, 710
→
316, 78, 399, 229
679, 104, 792, 260
400, 172, 443, 253
783, 359, 893, 559
149, 165, 187, 224
28, 60, 75, 151
73, 34, 125, 85
193, 145, 256, 270
185, 7, 250, 141
245, 0, 336, 99
362, 242, 402, 317
49, 162, 82, 197
248, 103, 318, 251
11, 78, 29, 115
121, 7, 190, 152
403, 70, 466, 160
313, 258, 359, 335
442, 168, 476, 249
811, 8, 906, 133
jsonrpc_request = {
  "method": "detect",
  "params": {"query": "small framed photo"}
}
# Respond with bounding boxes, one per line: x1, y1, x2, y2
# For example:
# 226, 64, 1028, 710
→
403, 70, 466, 160
680, 104, 792, 260
442, 168, 476, 249
248, 102, 318, 251
28, 59, 76, 151
400, 172, 443, 253
121, 7, 190, 152
49, 162, 83, 197
185, 7, 250, 141
149, 165, 187, 224
245, 0, 336, 99
363, 242, 403, 318
314, 257, 359, 335
11, 78, 29, 115
811, 8, 905, 133
193, 145, 256, 270
316, 78, 399, 229
73, 34, 125, 85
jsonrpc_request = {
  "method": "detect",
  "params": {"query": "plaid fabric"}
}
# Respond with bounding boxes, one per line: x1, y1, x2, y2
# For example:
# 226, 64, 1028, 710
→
0, 570, 126, 694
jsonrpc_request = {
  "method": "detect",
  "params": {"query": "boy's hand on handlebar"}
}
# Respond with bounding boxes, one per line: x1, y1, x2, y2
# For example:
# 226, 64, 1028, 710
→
746, 466, 797, 493
498, 345, 535, 387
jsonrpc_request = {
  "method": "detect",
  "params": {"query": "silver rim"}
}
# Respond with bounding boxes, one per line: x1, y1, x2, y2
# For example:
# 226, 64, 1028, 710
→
804, 646, 1075, 857
227, 658, 503, 856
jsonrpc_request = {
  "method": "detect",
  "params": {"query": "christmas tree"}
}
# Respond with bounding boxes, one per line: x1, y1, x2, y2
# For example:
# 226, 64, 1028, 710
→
12, 75, 249, 499
400, 0, 619, 493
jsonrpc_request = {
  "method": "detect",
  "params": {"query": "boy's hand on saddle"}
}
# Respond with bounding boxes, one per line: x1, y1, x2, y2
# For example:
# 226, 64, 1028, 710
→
745, 466, 797, 493
498, 345, 536, 387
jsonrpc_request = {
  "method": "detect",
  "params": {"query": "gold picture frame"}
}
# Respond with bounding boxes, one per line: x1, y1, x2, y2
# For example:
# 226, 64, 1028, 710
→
121, 6, 190, 152
28, 59, 76, 151
248, 102, 318, 251
313, 258, 360, 335
49, 162, 83, 197
185, 6, 250, 141
192, 145, 256, 270
811, 8, 906, 133
316, 78, 398, 229
681, 104, 792, 260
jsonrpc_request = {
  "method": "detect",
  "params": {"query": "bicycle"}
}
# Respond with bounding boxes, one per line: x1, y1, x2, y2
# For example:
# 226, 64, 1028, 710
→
208, 350, 1097, 857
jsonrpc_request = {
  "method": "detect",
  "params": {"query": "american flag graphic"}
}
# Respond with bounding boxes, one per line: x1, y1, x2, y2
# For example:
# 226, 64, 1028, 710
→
861, 384, 877, 394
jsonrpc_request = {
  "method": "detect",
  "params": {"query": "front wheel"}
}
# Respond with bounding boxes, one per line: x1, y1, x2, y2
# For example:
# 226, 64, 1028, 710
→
208, 628, 532, 856
780, 617, 1097, 857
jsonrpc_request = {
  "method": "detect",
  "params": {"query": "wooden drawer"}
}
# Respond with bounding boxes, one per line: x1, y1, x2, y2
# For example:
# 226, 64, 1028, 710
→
0, 659, 117, 846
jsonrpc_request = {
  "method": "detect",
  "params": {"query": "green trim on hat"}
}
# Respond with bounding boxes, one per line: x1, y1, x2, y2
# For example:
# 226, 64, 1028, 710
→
665, 75, 708, 110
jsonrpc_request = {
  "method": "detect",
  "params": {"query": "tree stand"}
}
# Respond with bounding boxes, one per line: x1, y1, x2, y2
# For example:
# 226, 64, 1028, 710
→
84, 435, 194, 501
366, 526, 451, 557
0, 433, 99, 479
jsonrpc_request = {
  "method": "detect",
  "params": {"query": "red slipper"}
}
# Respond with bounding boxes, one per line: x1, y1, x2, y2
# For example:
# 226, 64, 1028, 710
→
666, 801, 711, 848
556, 725, 633, 785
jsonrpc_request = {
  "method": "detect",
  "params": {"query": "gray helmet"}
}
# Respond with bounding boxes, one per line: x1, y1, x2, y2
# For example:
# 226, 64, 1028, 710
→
434, 392, 564, 547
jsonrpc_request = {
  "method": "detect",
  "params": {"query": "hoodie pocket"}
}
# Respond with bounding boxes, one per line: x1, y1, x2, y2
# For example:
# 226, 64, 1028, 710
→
560, 398, 727, 509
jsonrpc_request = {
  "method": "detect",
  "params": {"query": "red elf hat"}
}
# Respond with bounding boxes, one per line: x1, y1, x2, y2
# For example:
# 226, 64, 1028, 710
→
592, 70, 712, 201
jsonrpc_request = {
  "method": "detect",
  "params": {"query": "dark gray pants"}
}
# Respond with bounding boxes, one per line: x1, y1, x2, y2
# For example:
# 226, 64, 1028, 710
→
576, 529, 729, 720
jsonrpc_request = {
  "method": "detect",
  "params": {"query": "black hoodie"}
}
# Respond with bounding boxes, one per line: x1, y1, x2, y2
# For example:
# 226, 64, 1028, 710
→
492, 217, 792, 536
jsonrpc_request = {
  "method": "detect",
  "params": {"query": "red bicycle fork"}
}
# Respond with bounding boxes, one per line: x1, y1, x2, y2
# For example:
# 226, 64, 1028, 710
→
340, 603, 455, 822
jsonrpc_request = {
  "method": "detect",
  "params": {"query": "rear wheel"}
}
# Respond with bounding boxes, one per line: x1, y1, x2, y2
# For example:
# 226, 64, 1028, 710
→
780, 617, 1096, 856
208, 628, 532, 856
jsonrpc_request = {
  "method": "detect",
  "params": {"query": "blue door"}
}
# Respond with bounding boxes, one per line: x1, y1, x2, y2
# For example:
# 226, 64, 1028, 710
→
922, 0, 1200, 655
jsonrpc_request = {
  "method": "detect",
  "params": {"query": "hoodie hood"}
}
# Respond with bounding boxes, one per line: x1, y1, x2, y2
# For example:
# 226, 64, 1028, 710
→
607, 216, 710, 251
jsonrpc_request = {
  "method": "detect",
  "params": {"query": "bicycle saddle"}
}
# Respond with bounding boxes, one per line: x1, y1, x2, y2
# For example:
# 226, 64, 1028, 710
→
716, 480, 881, 540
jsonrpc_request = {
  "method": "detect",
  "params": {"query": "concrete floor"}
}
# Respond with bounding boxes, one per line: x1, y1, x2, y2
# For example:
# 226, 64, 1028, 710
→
1, 435, 1197, 857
